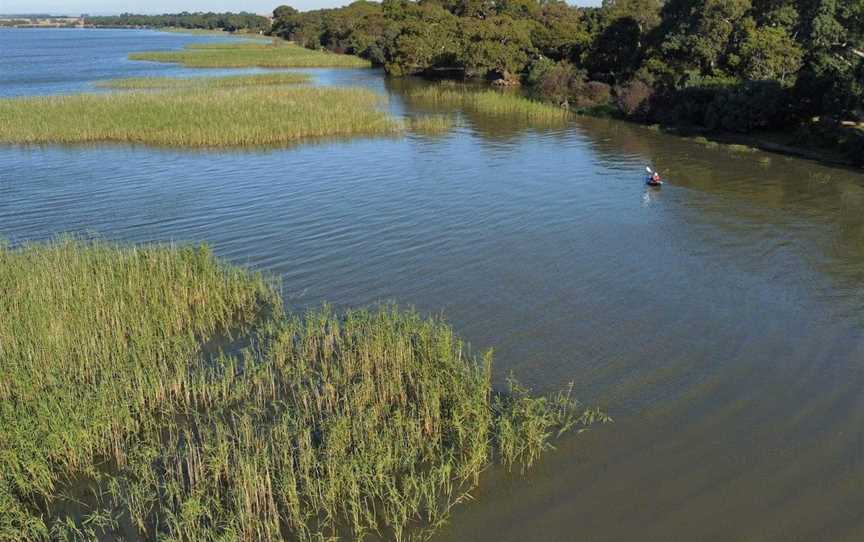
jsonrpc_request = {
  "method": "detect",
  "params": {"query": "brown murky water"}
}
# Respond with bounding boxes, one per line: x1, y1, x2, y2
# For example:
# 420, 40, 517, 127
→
3, 28, 864, 541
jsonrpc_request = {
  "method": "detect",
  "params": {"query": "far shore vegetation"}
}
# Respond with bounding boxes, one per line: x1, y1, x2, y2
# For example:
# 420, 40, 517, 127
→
95, 73, 311, 89
0, 86, 402, 148
156, 27, 272, 39
130, 41, 371, 69
85, 12, 270, 33
0, 238, 609, 541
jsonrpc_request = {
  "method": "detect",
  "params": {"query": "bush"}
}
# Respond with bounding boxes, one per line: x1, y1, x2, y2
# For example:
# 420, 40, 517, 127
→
531, 60, 586, 107
646, 80, 794, 133
615, 79, 655, 119
578, 81, 611, 108
704, 81, 792, 133
528, 60, 609, 109
526, 57, 556, 86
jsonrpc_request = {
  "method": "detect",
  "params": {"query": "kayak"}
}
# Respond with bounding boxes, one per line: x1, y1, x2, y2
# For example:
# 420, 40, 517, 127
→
645, 167, 663, 187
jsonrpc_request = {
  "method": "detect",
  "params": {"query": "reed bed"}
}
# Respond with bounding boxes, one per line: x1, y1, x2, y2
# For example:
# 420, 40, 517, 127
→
130, 41, 371, 68
0, 86, 401, 148
0, 239, 608, 541
407, 87, 570, 123
95, 73, 311, 89
0, 239, 278, 540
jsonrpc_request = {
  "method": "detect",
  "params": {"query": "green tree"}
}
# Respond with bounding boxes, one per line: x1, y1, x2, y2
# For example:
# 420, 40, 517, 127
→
529, 1, 590, 61
386, 4, 463, 75
731, 23, 803, 83
795, 0, 861, 116
586, 16, 643, 83
602, 0, 663, 32
750, 0, 799, 29
461, 15, 535, 79
654, 0, 751, 77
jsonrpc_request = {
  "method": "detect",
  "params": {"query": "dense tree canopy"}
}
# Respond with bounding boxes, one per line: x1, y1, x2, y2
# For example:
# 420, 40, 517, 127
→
271, 0, 864, 131
86, 12, 269, 32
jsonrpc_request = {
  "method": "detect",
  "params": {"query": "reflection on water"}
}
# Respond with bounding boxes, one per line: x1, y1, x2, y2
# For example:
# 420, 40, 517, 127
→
3, 29, 864, 542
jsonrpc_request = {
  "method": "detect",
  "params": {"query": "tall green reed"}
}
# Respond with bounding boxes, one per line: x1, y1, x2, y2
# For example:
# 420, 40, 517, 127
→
0, 239, 608, 541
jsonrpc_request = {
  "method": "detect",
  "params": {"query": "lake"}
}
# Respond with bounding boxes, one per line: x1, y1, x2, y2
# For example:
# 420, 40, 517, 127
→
3, 28, 864, 541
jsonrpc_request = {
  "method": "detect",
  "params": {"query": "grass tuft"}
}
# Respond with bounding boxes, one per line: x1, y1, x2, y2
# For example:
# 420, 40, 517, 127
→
0, 239, 609, 541
130, 41, 371, 69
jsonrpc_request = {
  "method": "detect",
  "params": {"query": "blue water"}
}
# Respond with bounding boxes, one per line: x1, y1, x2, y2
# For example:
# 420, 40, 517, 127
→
3, 28, 864, 542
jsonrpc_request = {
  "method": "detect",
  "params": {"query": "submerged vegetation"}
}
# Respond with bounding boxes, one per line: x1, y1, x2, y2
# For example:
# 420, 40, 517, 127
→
0, 239, 608, 541
0, 86, 401, 147
130, 41, 371, 69
407, 114, 457, 135
96, 73, 312, 89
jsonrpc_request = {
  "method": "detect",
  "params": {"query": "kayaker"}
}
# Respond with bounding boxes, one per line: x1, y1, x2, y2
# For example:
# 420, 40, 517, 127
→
651, 172, 661, 183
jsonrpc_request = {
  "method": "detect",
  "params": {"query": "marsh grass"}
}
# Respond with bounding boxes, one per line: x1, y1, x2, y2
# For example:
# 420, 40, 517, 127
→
130, 41, 371, 68
0, 238, 278, 540
407, 87, 570, 124
0, 86, 401, 147
0, 239, 609, 541
95, 73, 311, 89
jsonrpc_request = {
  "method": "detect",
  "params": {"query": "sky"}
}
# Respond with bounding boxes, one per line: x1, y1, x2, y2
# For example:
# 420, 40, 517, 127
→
0, 0, 601, 17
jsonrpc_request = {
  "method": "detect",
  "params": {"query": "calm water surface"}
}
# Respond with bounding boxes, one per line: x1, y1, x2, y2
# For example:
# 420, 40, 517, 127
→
3, 29, 864, 541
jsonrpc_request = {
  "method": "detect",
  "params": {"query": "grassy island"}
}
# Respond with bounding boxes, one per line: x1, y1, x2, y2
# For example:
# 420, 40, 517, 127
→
129, 41, 371, 69
0, 239, 608, 541
0, 75, 463, 147
0, 86, 401, 147
95, 73, 312, 89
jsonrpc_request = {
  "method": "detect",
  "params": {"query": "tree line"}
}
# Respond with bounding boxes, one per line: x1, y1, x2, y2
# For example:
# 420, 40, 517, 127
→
270, 0, 863, 139
86, 12, 270, 32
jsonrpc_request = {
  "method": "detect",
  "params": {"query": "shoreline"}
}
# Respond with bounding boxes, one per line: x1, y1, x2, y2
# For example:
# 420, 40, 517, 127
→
563, 104, 864, 170
267, 38, 864, 171
666, 125, 864, 171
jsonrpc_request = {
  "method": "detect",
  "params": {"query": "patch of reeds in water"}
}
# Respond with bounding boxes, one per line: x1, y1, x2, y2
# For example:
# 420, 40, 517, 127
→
95, 73, 311, 89
0, 86, 401, 148
407, 86, 571, 123
130, 41, 371, 68
0, 239, 609, 541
